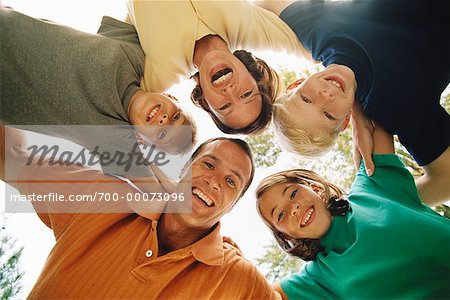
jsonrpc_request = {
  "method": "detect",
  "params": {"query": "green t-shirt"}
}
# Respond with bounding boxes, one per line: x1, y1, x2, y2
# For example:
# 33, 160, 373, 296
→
0, 9, 152, 177
281, 154, 450, 299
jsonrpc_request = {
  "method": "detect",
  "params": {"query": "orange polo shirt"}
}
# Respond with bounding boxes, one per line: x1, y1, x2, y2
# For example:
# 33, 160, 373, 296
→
18, 163, 276, 299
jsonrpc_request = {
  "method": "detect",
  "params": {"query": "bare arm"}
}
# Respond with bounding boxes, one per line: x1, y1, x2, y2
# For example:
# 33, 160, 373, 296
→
253, 0, 296, 16
149, 164, 177, 193
416, 146, 450, 206
351, 101, 375, 175
126, 163, 178, 220
372, 123, 394, 155
0, 126, 167, 219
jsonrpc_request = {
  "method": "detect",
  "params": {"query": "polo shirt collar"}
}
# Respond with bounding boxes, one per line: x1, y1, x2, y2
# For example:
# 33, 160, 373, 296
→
321, 212, 355, 253
189, 222, 224, 266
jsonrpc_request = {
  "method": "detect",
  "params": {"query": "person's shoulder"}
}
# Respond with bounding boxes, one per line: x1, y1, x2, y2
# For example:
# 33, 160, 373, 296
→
191, 0, 253, 13
97, 16, 137, 36
222, 243, 267, 281
221, 247, 277, 298
100, 16, 134, 30
221, 241, 257, 272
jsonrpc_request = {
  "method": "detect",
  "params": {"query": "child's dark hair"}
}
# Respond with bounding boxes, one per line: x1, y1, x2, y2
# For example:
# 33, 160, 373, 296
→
190, 50, 281, 135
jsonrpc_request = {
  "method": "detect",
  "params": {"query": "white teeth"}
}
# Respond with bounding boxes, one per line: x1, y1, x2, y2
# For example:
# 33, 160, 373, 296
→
301, 207, 314, 226
327, 79, 342, 91
192, 188, 214, 207
147, 106, 160, 121
212, 72, 232, 86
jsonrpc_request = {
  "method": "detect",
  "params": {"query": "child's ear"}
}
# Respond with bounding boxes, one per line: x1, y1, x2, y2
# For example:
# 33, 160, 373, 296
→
310, 183, 323, 195
339, 114, 351, 132
162, 93, 179, 102
286, 78, 305, 92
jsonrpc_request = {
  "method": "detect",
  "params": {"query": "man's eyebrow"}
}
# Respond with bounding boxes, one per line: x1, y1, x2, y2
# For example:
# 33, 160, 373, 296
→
203, 154, 244, 185
231, 168, 244, 186
203, 154, 219, 162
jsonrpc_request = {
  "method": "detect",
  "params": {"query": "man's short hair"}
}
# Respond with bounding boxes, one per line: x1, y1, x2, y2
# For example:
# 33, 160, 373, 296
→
191, 137, 255, 199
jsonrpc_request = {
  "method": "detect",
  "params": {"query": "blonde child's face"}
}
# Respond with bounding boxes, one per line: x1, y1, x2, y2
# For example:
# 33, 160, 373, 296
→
285, 64, 356, 134
258, 182, 332, 239
128, 92, 192, 150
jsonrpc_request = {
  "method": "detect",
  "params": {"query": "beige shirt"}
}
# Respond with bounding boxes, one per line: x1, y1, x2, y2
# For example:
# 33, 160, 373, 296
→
127, 0, 311, 92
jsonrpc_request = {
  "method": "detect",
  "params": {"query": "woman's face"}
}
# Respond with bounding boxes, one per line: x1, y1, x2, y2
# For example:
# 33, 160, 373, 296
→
197, 50, 262, 129
259, 182, 332, 239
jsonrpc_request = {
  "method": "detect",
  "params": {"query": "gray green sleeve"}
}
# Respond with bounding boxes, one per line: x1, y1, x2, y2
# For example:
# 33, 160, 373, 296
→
96, 16, 144, 111
97, 16, 140, 44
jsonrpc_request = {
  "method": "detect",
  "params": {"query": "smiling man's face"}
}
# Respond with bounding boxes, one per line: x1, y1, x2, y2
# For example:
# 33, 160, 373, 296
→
175, 139, 253, 230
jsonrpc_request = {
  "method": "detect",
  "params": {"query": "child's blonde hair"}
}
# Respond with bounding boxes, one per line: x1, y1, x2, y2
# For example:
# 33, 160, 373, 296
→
272, 93, 340, 158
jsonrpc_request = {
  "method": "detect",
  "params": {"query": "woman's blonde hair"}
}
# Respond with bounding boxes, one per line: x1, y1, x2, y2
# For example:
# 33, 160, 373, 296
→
272, 93, 340, 158
256, 169, 347, 261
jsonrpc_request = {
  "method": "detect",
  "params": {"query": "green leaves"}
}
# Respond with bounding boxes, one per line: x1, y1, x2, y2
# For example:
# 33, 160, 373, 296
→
245, 129, 282, 168
255, 240, 304, 282
1, 226, 24, 300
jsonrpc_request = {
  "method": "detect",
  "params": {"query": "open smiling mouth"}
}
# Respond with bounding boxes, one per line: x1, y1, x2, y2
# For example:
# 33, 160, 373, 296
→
192, 188, 215, 207
211, 68, 233, 87
146, 105, 161, 122
325, 77, 345, 93
300, 206, 315, 227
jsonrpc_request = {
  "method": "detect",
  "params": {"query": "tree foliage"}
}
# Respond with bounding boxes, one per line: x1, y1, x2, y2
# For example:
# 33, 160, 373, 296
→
255, 71, 450, 282
255, 240, 304, 283
245, 129, 282, 168
0, 223, 24, 300
246, 67, 324, 169
291, 128, 355, 190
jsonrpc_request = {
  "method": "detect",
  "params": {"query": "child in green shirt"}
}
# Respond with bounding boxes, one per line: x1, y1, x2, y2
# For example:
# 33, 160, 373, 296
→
256, 124, 450, 299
